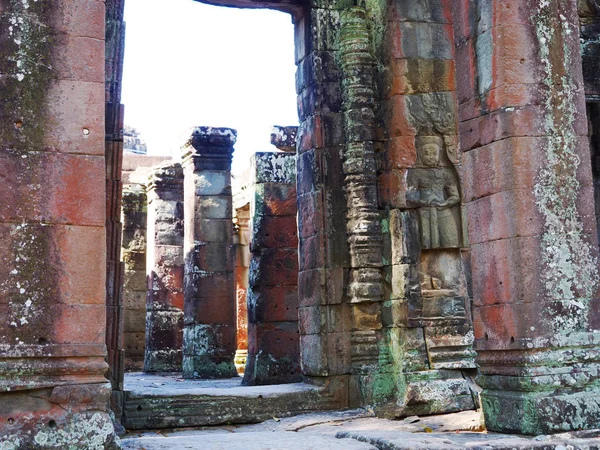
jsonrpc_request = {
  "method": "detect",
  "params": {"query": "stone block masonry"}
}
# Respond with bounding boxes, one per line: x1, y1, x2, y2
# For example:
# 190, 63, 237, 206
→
181, 127, 238, 379
144, 161, 185, 372
243, 152, 301, 385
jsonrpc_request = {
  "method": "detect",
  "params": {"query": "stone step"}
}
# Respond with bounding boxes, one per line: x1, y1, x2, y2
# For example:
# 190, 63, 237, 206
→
122, 373, 344, 430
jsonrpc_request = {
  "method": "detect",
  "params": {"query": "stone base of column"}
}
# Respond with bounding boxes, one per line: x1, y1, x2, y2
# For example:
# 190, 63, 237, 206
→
480, 388, 600, 435
143, 348, 183, 373
182, 356, 238, 379
0, 383, 119, 449
144, 309, 184, 373
477, 345, 600, 434
182, 324, 237, 379
242, 352, 302, 386
234, 349, 248, 376
477, 344, 600, 435
403, 370, 476, 417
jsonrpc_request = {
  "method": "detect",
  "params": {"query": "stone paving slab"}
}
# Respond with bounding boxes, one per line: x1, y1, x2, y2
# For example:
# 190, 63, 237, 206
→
337, 430, 600, 450
121, 431, 377, 449
124, 373, 317, 397
121, 408, 600, 450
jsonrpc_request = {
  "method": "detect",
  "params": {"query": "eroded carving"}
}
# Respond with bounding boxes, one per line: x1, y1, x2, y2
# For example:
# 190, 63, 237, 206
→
579, 0, 600, 17
407, 136, 462, 249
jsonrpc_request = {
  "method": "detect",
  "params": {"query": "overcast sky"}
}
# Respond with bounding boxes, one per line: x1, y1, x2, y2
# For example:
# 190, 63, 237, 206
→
122, 0, 298, 173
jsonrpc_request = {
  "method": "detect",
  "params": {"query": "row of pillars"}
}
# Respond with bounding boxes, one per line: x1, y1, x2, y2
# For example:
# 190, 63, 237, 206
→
135, 127, 300, 384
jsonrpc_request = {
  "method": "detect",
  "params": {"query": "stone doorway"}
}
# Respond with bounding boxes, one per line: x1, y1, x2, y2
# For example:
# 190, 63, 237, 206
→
105, 0, 313, 429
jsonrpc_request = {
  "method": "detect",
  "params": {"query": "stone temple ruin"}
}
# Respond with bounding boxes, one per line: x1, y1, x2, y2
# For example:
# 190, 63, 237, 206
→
2, 0, 600, 448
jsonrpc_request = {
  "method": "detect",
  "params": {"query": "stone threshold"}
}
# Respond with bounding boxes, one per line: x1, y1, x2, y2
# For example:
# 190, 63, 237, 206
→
122, 372, 343, 430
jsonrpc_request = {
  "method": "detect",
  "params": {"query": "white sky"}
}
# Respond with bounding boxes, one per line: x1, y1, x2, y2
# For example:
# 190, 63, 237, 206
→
122, 0, 298, 173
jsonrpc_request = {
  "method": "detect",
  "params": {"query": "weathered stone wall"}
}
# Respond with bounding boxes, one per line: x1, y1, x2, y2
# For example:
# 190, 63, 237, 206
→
0, 0, 118, 447
453, 0, 600, 434
243, 152, 300, 385
3, 0, 600, 442
121, 186, 148, 371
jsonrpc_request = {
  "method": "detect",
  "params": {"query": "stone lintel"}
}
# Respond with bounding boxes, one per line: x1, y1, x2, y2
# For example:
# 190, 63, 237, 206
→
251, 152, 296, 185
270, 125, 298, 153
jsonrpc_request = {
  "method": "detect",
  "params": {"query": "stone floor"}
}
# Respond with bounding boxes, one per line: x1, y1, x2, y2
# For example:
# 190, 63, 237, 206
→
120, 408, 600, 449
124, 372, 312, 396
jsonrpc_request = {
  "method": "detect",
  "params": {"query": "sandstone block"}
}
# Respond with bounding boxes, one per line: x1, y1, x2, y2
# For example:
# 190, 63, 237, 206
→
248, 285, 299, 323
251, 215, 298, 250
251, 249, 299, 286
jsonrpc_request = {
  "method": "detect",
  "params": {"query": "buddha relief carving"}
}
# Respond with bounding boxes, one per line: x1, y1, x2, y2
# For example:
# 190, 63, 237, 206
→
407, 136, 462, 249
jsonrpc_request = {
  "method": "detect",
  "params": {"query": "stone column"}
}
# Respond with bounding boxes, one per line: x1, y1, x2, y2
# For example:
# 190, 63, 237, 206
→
0, 0, 118, 447
243, 153, 301, 386
121, 186, 148, 371
454, 0, 600, 434
144, 162, 185, 372
234, 204, 250, 375
181, 127, 237, 379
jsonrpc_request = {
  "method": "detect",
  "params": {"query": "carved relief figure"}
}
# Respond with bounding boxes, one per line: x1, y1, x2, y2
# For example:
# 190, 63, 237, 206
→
407, 136, 461, 249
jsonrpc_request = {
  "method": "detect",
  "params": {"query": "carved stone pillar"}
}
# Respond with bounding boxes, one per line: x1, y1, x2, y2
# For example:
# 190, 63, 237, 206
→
234, 203, 250, 375
144, 162, 185, 372
339, 7, 390, 407
121, 186, 148, 371
181, 127, 237, 379
454, 0, 600, 434
243, 153, 301, 385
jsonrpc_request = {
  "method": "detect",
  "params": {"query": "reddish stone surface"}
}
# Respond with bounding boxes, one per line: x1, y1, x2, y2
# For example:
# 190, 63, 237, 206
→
234, 203, 250, 374
0, 0, 119, 446
453, 0, 600, 434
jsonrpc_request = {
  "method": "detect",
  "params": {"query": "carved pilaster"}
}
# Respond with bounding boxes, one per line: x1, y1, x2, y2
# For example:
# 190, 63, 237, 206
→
339, 7, 383, 382
340, 7, 383, 306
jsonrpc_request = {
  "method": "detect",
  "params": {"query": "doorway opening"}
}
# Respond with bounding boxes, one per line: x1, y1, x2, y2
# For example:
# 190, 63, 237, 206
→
105, 0, 314, 429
